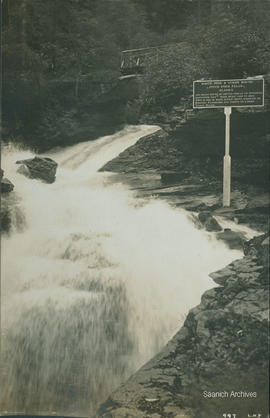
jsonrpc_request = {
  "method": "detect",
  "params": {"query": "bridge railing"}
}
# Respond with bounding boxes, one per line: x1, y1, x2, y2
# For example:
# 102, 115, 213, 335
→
120, 48, 156, 75
120, 44, 184, 76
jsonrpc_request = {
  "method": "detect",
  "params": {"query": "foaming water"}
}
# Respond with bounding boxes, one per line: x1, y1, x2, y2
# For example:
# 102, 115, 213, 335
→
1, 125, 241, 416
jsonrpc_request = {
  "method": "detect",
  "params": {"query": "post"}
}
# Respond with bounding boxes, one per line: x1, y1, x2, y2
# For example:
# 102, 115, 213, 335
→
223, 107, 232, 207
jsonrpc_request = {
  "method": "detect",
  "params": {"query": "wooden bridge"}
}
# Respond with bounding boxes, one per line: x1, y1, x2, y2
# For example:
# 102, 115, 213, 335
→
120, 47, 157, 78
120, 44, 182, 79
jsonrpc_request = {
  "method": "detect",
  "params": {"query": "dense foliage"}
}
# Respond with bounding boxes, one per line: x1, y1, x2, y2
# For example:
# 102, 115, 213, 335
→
2, 0, 270, 150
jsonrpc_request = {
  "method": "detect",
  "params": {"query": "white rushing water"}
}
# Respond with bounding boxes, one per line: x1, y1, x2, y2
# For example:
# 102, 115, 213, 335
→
1, 125, 241, 416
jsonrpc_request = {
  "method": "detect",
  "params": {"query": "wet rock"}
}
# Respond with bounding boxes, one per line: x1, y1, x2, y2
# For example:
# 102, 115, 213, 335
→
200, 288, 219, 308
160, 171, 187, 184
261, 237, 269, 265
198, 211, 222, 232
216, 228, 246, 250
100, 128, 170, 173
0, 205, 12, 232
1, 177, 14, 193
209, 265, 235, 286
0, 191, 26, 234
1, 168, 15, 193
1, 169, 13, 232
243, 232, 269, 265
16, 156, 58, 183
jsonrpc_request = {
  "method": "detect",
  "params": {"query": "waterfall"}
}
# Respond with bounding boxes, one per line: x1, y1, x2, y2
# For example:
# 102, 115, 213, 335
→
0, 125, 241, 417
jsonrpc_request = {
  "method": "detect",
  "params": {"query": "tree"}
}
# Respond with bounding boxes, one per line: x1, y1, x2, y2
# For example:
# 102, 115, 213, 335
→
200, 9, 270, 79
141, 42, 208, 107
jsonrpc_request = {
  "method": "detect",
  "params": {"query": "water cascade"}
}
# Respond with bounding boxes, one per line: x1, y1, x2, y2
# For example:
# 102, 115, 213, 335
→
1, 126, 241, 416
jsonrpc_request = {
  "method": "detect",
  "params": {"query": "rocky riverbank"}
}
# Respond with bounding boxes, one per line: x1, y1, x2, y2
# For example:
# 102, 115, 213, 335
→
97, 115, 269, 417
97, 233, 269, 418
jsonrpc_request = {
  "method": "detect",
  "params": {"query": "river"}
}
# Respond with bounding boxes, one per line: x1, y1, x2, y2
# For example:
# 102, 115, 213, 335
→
1, 125, 241, 417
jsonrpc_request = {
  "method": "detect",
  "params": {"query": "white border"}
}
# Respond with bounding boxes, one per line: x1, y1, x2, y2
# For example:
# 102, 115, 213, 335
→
193, 78, 265, 109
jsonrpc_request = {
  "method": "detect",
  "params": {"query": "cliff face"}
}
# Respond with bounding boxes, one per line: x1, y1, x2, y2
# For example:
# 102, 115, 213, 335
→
97, 234, 269, 418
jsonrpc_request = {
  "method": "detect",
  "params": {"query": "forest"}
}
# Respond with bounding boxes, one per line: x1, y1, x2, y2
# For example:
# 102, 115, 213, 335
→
2, 0, 270, 151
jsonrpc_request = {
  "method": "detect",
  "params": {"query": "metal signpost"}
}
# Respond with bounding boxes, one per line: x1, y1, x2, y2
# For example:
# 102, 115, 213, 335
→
193, 78, 264, 207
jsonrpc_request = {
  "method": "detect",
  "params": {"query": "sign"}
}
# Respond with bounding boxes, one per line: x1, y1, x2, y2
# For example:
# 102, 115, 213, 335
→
193, 78, 264, 109
192, 77, 265, 207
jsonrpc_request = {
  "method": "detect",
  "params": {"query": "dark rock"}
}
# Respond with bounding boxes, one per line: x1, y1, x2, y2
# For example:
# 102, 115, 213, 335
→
1, 191, 26, 234
261, 237, 269, 265
100, 128, 170, 173
198, 211, 212, 223
243, 232, 269, 265
16, 156, 58, 183
204, 217, 223, 232
0, 205, 12, 232
1, 177, 14, 193
160, 171, 187, 184
216, 228, 246, 250
198, 211, 222, 232
209, 265, 235, 286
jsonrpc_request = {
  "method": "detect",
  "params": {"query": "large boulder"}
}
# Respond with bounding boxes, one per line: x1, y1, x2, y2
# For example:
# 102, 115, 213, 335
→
1, 169, 14, 193
216, 228, 245, 250
198, 211, 222, 232
1, 177, 14, 193
16, 156, 57, 183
